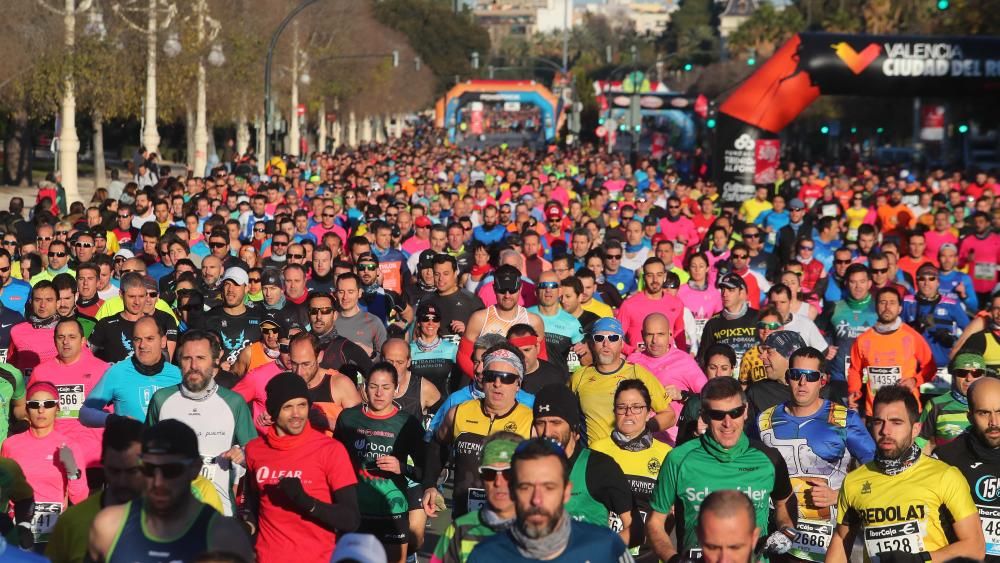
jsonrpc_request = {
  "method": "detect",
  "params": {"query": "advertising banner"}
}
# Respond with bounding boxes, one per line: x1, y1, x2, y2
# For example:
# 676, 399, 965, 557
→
754, 139, 781, 184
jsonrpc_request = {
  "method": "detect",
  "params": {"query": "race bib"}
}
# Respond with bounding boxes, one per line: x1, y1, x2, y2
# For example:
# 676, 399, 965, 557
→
822, 204, 839, 217
200, 456, 218, 481
467, 488, 486, 512
0, 348, 7, 363
863, 520, 925, 556
867, 366, 902, 392
848, 228, 859, 241
673, 241, 686, 256
687, 548, 703, 559
979, 505, 1000, 556
56, 384, 86, 418
767, 231, 777, 246
31, 502, 62, 542
566, 350, 581, 373
974, 262, 997, 281
791, 519, 834, 558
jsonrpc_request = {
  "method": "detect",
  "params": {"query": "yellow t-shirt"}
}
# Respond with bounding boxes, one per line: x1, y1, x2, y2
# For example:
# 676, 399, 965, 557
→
94, 295, 179, 322
836, 454, 978, 561
739, 199, 773, 224
570, 362, 671, 445
581, 298, 614, 319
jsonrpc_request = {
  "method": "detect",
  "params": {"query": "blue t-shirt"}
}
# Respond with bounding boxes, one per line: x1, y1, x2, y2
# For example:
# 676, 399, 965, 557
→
0, 280, 30, 316
468, 520, 630, 563
472, 224, 507, 246
604, 267, 637, 297
81, 358, 181, 424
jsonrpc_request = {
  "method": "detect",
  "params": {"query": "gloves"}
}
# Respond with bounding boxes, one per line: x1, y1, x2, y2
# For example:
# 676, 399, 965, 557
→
277, 477, 313, 512
16, 523, 33, 549
761, 530, 794, 555
875, 551, 932, 563
59, 445, 80, 480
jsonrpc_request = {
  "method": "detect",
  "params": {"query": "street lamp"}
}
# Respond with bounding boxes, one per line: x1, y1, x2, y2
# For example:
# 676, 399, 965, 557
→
112, 0, 178, 158
35, 0, 95, 207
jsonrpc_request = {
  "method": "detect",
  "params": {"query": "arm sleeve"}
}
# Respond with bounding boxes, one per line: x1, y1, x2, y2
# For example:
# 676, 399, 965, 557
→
233, 402, 258, 447
456, 337, 476, 380
80, 373, 114, 428
304, 484, 360, 533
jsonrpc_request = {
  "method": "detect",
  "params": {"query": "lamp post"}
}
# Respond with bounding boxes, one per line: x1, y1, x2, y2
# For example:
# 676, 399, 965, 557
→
112, 0, 177, 158
36, 0, 94, 206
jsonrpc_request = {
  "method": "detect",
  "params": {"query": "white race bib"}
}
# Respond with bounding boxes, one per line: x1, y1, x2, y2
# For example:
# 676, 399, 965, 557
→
822, 204, 839, 217
767, 231, 777, 246
467, 488, 486, 512
974, 262, 997, 281
866, 366, 902, 392
791, 519, 834, 558
200, 456, 218, 481
31, 502, 62, 541
863, 520, 925, 557
56, 384, 86, 417
674, 241, 686, 256
979, 505, 1000, 556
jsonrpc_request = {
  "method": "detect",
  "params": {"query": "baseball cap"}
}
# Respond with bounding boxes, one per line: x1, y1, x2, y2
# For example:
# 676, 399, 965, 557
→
356, 252, 379, 266
789, 198, 806, 210
142, 419, 200, 459
260, 268, 284, 289
114, 249, 134, 260
480, 437, 520, 471
763, 330, 807, 359
952, 353, 987, 371
415, 216, 432, 228
939, 243, 958, 253
546, 205, 563, 220
643, 215, 658, 227
716, 273, 747, 291
493, 265, 522, 294
222, 267, 249, 286
142, 275, 158, 292
916, 262, 938, 276
591, 317, 624, 336
331, 533, 387, 563
260, 315, 288, 338
417, 249, 437, 270
532, 384, 581, 428
416, 302, 441, 319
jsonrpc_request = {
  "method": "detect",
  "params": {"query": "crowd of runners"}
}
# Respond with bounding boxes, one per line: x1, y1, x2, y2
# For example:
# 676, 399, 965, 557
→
0, 127, 996, 563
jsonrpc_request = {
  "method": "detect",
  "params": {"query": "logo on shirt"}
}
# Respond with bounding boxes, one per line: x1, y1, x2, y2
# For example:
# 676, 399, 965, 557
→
975, 475, 1000, 502
503, 422, 518, 433
861, 481, 872, 494
648, 458, 661, 474
255, 466, 303, 482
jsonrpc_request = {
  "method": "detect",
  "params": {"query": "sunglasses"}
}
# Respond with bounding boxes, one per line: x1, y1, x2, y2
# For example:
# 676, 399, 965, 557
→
537, 281, 559, 290
419, 315, 440, 323
48, 252, 67, 258
309, 307, 334, 316
121, 269, 141, 275
288, 253, 305, 259
799, 246, 814, 251
757, 321, 782, 330
605, 254, 622, 260
743, 232, 760, 239
954, 368, 986, 379
479, 468, 512, 482
273, 241, 288, 247
55, 230, 70, 237
279, 344, 290, 354
668, 205, 681, 210
209, 242, 228, 249
0, 267, 9, 273
482, 370, 520, 385
75, 242, 94, 248
261, 327, 280, 335
787, 368, 823, 383
249, 278, 262, 283
147, 291, 158, 298
139, 460, 192, 479
37, 236, 53, 242
27, 399, 59, 410
591, 333, 622, 343
835, 259, 853, 265
917, 276, 937, 282
664, 280, 680, 290
322, 213, 336, 218
2, 241, 17, 246
357, 263, 378, 272
118, 214, 131, 219
870, 267, 889, 274
703, 404, 747, 421
254, 228, 267, 233
732, 253, 748, 259
494, 285, 520, 295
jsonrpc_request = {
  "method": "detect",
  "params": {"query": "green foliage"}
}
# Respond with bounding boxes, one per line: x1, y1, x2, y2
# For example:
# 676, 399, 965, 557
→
374, 0, 490, 94
659, 0, 720, 67
727, 3, 805, 56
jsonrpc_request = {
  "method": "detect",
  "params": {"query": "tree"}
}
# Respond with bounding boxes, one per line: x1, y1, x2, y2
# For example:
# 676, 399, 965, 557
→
727, 4, 805, 58
658, 0, 720, 68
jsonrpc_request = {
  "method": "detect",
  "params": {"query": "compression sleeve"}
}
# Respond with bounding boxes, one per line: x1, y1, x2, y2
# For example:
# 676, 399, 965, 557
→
305, 485, 360, 533
457, 337, 475, 379
79, 405, 110, 428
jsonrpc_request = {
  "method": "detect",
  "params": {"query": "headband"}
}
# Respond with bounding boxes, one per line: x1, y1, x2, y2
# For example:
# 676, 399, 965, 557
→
482, 349, 525, 378
508, 335, 539, 348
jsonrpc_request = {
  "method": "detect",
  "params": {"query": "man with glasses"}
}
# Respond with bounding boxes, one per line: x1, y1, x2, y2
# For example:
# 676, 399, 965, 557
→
111, 208, 138, 249
776, 198, 812, 267
918, 354, 991, 453
69, 232, 97, 270
823, 247, 857, 306
261, 231, 291, 270
729, 243, 765, 308
307, 291, 372, 374
423, 344, 533, 518
868, 252, 908, 297
88, 419, 253, 562
603, 241, 637, 298
198, 267, 263, 367
355, 252, 411, 329
207, 230, 247, 271
646, 376, 796, 562
528, 271, 585, 374
31, 240, 74, 286
35, 224, 55, 260
902, 263, 970, 370
848, 286, 936, 418
0, 249, 30, 315
309, 205, 347, 252
742, 224, 779, 284
89, 273, 178, 363
570, 317, 674, 445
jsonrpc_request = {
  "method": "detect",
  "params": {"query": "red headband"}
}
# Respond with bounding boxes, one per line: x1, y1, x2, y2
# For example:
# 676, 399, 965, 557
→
508, 335, 538, 348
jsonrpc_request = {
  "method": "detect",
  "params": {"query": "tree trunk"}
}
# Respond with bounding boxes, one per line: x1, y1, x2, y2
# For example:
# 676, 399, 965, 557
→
236, 105, 251, 157
185, 102, 195, 172
93, 110, 107, 190
3, 105, 32, 187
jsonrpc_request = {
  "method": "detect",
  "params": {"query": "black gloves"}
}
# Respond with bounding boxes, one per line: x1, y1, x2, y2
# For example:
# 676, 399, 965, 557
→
277, 477, 314, 513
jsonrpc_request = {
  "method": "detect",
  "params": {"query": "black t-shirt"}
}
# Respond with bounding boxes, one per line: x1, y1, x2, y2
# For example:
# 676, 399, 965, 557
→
521, 359, 568, 395
934, 432, 1000, 563
318, 333, 373, 374
424, 289, 484, 340
307, 272, 335, 293
89, 311, 178, 363
570, 447, 633, 516
199, 303, 264, 364
960, 332, 1000, 371
577, 310, 601, 334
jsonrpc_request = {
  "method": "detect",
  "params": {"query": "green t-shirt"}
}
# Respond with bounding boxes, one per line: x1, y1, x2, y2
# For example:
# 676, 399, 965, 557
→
649, 433, 793, 555
335, 405, 424, 516
919, 391, 970, 448
0, 363, 25, 445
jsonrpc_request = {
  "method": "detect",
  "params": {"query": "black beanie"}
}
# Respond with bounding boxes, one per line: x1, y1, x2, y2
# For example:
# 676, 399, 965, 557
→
532, 384, 581, 429
265, 372, 311, 419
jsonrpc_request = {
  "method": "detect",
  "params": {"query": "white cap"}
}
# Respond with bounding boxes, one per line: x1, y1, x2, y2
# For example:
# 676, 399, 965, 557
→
114, 249, 135, 260
330, 533, 386, 563
222, 267, 249, 286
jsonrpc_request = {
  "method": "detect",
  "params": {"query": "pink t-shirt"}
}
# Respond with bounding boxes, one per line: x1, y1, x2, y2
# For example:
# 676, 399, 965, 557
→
657, 216, 700, 248
617, 292, 686, 354
1, 428, 89, 505
626, 348, 707, 445
8, 324, 57, 373
924, 230, 958, 259
677, 283, 723, 321
958, 233, 1000, 293
233, 360, 282, 434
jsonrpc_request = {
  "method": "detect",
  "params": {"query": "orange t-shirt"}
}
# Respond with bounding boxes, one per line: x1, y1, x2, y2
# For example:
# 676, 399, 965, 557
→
848, 324, 935, 416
